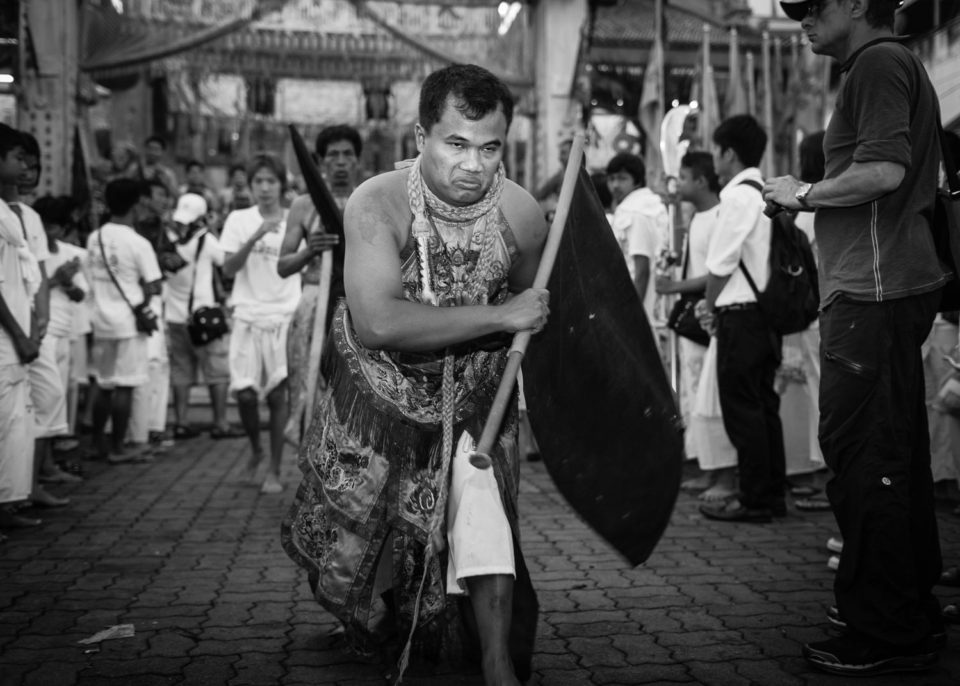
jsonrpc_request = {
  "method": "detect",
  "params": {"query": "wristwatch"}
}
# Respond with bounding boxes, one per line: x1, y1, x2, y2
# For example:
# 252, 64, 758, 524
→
795, 182, 814, 209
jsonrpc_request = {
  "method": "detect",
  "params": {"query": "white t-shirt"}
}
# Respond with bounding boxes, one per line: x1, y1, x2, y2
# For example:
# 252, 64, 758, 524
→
219, 206, 300, 323
46, 241, 90, 339
686, 206, 720, 280
163, 229, 225, 324
611, 187, 669, 322
704, 168, 771, 308
86, 222, 163, 339
11, 202, 50, 264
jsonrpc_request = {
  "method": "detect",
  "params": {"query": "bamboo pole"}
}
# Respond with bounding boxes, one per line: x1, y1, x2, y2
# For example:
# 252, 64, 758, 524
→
761, 31, 775, 178
469, 132, 587, 469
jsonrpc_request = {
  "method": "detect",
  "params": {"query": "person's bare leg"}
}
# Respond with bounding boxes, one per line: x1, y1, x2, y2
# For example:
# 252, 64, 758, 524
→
262, 381, 288, 493
236, 388, 263, 481
209, 382, 230, 431
91, 384, 112, 459
172, 384, 191, 428
465, 574, 520, 686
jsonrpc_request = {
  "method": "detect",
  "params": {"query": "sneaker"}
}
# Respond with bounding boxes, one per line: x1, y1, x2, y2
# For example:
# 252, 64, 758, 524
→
827, 536, 844, 554
827, 555, 840, 571
803, 633, 938, 676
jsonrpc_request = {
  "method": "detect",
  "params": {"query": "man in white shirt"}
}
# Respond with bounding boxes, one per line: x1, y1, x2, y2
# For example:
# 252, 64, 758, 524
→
0, 126, 42, 531
163, 193, 240, 440
606, 152, 669, 324
5, 131, 72, 509
698, 114, 786, 524
221, 154, 301, 494
86, 178, 163, 463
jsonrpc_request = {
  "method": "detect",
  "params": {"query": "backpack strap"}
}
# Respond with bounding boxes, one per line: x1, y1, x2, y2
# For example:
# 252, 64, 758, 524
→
736, 179, 764, 301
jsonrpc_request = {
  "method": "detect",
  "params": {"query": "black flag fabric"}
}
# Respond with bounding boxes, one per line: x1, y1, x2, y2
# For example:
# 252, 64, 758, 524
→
289, 124, 346, 327
523, 169, 683, 567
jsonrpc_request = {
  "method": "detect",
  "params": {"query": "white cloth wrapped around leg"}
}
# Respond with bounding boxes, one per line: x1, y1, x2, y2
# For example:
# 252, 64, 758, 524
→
445, 430, 515, 595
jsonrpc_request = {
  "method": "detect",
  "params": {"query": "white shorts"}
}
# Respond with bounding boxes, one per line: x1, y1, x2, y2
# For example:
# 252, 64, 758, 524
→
229, 318, 291, 397
445, 431, 516, 594
31, 334, 69, 438
0, 364, 35, 504
91, 336, 150, 389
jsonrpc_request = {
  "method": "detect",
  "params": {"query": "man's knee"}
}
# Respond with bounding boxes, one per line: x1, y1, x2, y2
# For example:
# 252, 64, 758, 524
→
236, 388, 259, 406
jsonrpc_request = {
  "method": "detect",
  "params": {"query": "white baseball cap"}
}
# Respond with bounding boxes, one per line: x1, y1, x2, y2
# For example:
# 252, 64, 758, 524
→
172, 193, 208, 225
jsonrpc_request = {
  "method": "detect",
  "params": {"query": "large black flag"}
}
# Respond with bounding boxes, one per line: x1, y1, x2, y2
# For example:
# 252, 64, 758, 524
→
523, 169, 683, 567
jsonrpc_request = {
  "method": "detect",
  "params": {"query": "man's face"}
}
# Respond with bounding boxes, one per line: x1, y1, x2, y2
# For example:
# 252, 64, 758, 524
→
251, 167, 282, 207
607, 170, 639, 205
144, 141, 164, 164
321, 139, 359, 192
712, 146, 733, 186
801, 0, 851, 58
417, 96, 507, 207
676, 166, 699, 203
148, 185, 170, 214
18, 154, 39, 191
187, 165, 205, 186
230, 169, 248, 188
0, 147, 26, 185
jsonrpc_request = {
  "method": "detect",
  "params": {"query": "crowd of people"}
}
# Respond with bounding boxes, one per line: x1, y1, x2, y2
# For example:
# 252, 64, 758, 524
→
2, 0, 960, 681
0, 121, 364, 531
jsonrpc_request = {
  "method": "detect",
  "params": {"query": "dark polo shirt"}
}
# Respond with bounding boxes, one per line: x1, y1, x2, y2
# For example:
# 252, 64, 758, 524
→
816, 38, 948, 307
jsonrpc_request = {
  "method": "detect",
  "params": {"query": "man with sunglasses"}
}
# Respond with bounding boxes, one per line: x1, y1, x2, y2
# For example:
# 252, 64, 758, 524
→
765, 0, 947, 676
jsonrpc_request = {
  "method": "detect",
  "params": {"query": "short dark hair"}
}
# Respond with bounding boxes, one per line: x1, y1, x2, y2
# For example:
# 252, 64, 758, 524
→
0, 123, 24, 158
713, 114, 767, 169
315, 125, 362, 158
680, 151, 720, 194
799, 131, 826, 183
606, 152, 646, 188
419, 64, 514, 133
33, 195, 72, 226
865, 0, 899, 30
145, 177, 169, 197
19, 132, 40, 158
589, 171, 613, 210
144, 135, 166, 149
185, 159, 204, 172
105, 178, 144, 217
247, 152, 287, 191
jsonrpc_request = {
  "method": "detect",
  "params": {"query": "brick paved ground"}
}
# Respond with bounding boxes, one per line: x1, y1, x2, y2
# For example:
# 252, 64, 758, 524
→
2, 432, 960, 686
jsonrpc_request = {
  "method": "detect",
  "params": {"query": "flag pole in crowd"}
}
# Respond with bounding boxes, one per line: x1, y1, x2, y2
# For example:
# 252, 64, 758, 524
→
761, 31, 775, 178
745, 51, 757, 120
469, 132, 587, 470
639, 0, 665, 189
697, 23, 718, 152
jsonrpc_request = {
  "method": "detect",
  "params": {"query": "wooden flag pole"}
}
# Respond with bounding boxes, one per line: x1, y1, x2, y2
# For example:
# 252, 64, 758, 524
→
469, 132, 587, 469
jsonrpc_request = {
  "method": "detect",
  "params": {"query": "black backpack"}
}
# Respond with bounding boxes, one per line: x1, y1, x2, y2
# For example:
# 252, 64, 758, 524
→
737, 179, 820, 335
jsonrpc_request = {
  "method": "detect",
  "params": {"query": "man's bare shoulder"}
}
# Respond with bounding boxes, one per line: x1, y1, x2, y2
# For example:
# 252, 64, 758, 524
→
345, 169, 411, 243
289, 194, 315, 214
502, 179, 547, 242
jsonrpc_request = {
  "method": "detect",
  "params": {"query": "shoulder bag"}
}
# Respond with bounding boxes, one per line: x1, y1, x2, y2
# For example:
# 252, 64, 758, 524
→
186, 232, 229, 346
666, 233, 710, 346
97, 228, 159, 335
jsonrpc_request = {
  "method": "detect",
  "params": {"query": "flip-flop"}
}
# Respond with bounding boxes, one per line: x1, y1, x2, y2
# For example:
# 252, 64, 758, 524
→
789, 485, 821, 497
943, 604, 960, 624
938, 567, 960, 587
210, 425, 246, 440
795, 498, 832, 512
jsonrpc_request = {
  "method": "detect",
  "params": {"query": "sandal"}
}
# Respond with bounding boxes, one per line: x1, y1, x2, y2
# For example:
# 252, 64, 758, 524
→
173, 425, 201, 439
795, 498, 832, 512
939, 566, 960, 587
209, 425, 246, 440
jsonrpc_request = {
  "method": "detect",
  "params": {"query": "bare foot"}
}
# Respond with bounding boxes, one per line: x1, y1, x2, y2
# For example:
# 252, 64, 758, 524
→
699, 485, 736, 503
260, 473, 283, 494
244, 451, 264, 485
681, 473, 715, 492
481, 654, 521, 686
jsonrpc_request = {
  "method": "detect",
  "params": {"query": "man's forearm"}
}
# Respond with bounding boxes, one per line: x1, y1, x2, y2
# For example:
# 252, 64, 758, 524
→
0, 290, 29, 342
705, 272, 731, 310
807, 161, 905, 208
33, 268, 50, 333
277, 246, 314, 278
222, 234, 261, 277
